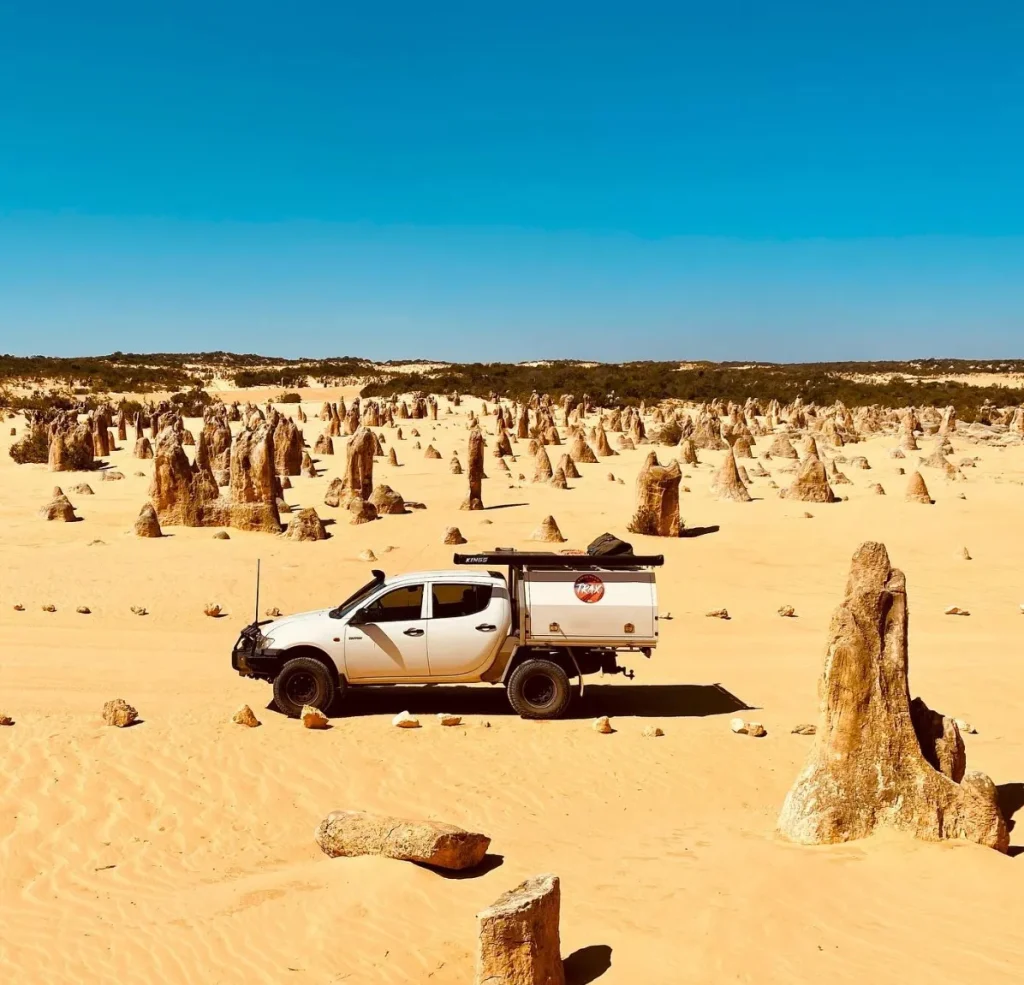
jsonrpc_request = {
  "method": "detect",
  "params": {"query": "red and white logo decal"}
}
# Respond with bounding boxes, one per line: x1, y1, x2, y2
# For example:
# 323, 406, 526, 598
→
574, 574, 605, 603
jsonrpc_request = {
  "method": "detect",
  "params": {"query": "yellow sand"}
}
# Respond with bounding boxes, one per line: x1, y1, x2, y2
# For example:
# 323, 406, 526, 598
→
1, 392, 1022, 984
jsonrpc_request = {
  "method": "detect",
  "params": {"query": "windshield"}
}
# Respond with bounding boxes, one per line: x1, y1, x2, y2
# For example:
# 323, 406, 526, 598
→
331, 572, 384, 619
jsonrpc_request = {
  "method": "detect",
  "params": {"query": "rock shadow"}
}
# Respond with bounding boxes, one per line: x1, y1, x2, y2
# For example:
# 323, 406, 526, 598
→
564, 944, 612, 984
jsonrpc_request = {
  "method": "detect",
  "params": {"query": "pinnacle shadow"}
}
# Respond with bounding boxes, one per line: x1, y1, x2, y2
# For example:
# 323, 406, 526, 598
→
996, 782, 1024, 833
564, 944, 613, 984
680, 525, 720, 538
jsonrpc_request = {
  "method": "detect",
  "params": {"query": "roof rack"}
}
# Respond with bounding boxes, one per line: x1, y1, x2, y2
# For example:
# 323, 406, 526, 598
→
453, 551, 664, 569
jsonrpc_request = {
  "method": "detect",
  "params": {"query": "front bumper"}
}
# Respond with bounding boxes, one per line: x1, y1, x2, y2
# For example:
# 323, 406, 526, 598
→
232, 626, 283, 679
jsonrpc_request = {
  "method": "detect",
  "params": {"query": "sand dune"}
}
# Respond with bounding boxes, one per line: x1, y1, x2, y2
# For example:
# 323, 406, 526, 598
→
1, 393, 1022, 983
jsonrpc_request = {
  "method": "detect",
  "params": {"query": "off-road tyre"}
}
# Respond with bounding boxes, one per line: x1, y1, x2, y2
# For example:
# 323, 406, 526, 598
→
506, 658, 572, 719
273, 656, 341, 718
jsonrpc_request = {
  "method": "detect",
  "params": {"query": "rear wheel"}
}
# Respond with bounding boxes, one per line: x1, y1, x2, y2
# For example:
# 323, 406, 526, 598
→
506, 658, 572, 719
273, 656, 340, 718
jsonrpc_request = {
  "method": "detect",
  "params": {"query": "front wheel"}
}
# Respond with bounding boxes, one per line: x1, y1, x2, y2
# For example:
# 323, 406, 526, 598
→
273, 656, 340, 718
506, 658, 572, 719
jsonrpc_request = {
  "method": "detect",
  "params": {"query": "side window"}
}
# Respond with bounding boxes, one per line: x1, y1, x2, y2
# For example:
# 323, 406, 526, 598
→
363, 585, 424, 623
431, 583, 493, 619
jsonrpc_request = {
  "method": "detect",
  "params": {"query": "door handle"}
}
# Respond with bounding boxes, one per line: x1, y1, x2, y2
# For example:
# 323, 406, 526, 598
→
403, 628, 424, 637
476, 623, 497, 632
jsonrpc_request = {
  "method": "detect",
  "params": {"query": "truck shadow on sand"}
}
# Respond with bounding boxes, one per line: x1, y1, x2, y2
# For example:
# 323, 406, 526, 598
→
323, 682, 751, 720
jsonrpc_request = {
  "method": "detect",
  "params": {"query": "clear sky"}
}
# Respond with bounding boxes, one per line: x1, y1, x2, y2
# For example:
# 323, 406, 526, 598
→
1, 1, 1022, 362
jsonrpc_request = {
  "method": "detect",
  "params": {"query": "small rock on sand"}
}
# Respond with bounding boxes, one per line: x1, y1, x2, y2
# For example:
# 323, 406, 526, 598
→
730, 718, 766, 737
437, 713, 462, 727
359, 549, 378, 562
593, 716, 614, 734
778, 605, 796, 617
232, 704, 261, 727
792, 724, 817, 735
76, 605, 91, 614
0, 714, 14, 726
443, 526, 467, 545
130, 605, 148, 616
265, 607, 283, 617
41, 604, 56, 612
642, 726, 664, 737
301, 705, 329, 729
954, 718, 978, 735
102, 698, 138, 728
392, 711, 421, 728
706, 608, 730, 620
203, 603, 222, 617
944, 606, 970, 616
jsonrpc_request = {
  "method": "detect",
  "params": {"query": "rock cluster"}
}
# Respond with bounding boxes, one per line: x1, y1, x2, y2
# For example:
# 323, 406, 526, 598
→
150, 426, 281, 533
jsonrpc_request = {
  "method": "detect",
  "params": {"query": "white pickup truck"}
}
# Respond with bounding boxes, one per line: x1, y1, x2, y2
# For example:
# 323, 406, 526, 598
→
232, 549, 664, 719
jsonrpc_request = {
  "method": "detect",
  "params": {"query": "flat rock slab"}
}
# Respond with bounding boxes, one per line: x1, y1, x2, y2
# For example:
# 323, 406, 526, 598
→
315, 810, 490, 870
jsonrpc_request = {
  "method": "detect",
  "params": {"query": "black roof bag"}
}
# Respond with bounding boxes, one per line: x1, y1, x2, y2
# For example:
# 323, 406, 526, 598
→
587, 532, 634, 557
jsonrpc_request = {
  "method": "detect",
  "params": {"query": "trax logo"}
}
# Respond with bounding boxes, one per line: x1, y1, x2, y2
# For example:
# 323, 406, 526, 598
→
574, 574, 605, 604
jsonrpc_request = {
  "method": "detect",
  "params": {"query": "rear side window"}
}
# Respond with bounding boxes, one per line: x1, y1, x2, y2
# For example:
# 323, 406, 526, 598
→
431, 583, 493, 619
363, 585, 424, 622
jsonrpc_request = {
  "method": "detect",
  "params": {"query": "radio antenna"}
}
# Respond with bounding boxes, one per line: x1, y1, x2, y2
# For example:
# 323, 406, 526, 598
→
254, 558, 261, 625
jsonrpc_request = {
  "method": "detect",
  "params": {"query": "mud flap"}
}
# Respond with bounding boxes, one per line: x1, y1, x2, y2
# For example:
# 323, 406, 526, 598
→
566, 648, 586, 699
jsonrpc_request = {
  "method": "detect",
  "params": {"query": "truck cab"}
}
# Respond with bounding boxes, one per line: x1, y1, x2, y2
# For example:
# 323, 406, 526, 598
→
233, 550, 663, 719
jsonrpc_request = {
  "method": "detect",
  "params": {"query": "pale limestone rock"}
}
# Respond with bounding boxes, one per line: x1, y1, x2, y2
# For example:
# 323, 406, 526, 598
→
301, 705, 329, 729
777, 541, 1007, 852
102, 698, 138, 728
232, 704, 261, 727
317, 810, 490, 870
475, 874, 563, 985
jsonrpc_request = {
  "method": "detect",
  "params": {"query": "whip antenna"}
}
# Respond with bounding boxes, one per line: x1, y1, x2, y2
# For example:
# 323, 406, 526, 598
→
254, 558, 261, 625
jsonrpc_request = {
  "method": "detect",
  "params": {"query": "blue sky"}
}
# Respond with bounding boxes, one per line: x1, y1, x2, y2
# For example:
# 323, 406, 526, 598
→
1, 1, 1022, 361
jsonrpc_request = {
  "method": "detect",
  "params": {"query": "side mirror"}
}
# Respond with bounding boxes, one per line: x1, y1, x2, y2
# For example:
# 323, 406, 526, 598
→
348, 608, 367, 626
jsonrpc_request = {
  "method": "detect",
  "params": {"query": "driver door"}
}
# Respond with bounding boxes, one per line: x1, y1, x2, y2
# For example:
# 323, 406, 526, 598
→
344, 583, 430, 681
